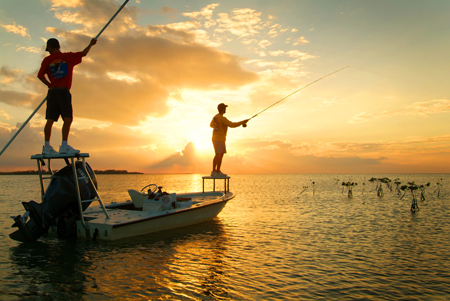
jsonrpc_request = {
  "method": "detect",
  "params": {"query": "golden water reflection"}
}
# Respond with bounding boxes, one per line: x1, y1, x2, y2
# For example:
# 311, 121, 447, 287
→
9, 219, 230, 300
86, 219, 230, 300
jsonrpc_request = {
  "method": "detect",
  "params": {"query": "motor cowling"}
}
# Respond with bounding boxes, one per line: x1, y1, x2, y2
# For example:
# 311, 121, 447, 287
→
43, 161, 97, 216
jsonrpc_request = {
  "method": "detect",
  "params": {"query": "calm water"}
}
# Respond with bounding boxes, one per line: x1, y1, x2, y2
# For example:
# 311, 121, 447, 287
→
0, 173, 449, 300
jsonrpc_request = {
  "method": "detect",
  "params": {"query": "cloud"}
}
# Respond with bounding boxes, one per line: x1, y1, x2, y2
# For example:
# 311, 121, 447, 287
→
50, 0, 82, 8
144, 24, 199, 43
0, 65, 43, 108
228, 135, 450, 173
227, 138, 389, 173
178, 3, 314, 64
152, 138, 357, 174
269, 50, 284, 56
267, 50, 315, 60
150, 141, 197, 169
0, 123, 43, 170
0, 110, 11, 120
258, 39, 272, 49
216, 8, 263, 38
0, 22, 30, 37
182, 3, 219, 20
306, 155, 386, 167
71, 33, 257, 125
159, 7, 178, 19
50, 0, 139, 36
16, 47, 41, 53
293, 36, 309, 45
268, 24, 282, 37
0, 89, 40, 108
250, 58, 303, 68
0, 66, 24, 85
241, 39, 258, 45
349, 98, 450, 123
405, 98, 450, 116
285, 50, 316, 60
348, 110, 398, 123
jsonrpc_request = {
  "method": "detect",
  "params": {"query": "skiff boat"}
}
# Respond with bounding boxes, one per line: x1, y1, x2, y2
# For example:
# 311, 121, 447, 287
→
9, 153, 234, 242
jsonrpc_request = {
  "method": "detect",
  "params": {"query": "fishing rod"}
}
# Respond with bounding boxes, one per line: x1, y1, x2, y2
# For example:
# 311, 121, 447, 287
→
0, 0, 130, 157
243, 66, 350, 127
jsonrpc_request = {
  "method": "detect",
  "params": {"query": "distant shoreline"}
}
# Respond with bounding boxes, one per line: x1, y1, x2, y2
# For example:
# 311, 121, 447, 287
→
0, 169, 143, 175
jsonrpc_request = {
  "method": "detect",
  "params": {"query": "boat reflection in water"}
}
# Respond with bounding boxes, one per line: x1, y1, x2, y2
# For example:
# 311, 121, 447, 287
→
9, 219, 230, 300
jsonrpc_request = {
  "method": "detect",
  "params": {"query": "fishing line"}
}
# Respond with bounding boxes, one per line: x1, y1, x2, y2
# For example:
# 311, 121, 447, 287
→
243, 65, 378, 127
347, 65, 385, 78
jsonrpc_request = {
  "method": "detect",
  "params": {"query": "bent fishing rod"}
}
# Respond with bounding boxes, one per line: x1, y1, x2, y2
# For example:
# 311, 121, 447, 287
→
243, 66, 349, 127
0, 0, 130, 157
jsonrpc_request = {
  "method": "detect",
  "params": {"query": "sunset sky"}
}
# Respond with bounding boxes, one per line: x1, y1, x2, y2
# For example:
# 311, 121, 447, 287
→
1, 0, 449, 174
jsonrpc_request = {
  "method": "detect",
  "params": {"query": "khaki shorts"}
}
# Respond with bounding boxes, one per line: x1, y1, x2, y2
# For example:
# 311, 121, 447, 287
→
212, 139, 226, 154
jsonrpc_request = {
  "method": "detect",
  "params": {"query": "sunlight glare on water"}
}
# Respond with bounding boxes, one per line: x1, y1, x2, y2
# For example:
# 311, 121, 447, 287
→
0, 173, 449, 300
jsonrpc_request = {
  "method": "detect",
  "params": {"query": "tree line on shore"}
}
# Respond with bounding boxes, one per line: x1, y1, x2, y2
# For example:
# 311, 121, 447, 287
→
0, 169, 142, 175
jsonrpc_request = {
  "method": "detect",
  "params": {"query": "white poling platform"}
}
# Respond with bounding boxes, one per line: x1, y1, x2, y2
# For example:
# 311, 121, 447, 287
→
202, 176, 230, 193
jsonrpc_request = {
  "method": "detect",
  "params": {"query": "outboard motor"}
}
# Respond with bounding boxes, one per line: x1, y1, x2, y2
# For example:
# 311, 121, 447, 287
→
10, 161, 98, 242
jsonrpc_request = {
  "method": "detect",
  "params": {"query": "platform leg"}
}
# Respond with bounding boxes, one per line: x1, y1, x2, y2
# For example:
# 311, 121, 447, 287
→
36, 159, 45, 200
81, 158, 110, 219
71, 158, 89, 230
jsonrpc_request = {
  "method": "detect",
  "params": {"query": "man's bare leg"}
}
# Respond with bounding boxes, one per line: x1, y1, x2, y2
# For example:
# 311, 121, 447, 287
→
213, 153, 224, 172
62, 117, 72, 142
44, 119, 54, 142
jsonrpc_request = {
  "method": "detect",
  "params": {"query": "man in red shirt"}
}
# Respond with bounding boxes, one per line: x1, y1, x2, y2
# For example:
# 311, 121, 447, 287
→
37, 37, 97, 155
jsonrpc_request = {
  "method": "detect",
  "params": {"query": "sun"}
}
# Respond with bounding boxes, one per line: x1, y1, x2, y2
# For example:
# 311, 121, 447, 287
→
182, 121, 213, 154
189, 134, 211, 152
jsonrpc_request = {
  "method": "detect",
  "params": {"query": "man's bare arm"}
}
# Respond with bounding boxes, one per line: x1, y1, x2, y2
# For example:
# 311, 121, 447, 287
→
82, 38, 97, 57
38, 76, 50, 87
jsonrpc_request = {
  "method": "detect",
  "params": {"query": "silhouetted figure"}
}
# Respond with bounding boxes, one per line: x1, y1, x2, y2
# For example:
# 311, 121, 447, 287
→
210, 103, 248, 177
37, 37, 97, 155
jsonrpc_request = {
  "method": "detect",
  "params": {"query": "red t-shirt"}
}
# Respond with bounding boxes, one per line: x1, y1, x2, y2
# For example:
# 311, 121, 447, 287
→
37, 51, 83, 89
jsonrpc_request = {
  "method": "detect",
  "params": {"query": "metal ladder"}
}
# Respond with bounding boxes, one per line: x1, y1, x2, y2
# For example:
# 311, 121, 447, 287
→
31, 153, 110, 230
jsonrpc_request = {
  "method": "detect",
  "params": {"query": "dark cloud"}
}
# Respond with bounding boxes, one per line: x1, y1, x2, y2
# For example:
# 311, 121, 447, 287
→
0, 66, 22, 78
0, 89, 38, 107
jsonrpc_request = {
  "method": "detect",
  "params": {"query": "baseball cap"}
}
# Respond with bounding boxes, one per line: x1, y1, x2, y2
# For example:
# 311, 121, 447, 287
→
217, 103, 228, 111
45, 38, 60, 51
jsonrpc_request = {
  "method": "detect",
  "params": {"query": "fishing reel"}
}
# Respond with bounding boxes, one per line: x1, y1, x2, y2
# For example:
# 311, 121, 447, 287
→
243, 123, 247, 128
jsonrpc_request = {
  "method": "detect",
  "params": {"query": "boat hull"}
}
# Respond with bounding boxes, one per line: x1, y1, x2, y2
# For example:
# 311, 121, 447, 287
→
77, 191, 234, 241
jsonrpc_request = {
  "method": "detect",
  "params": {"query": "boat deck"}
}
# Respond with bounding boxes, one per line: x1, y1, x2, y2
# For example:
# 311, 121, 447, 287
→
83, 191, 232, 227
76, 191, 235, 240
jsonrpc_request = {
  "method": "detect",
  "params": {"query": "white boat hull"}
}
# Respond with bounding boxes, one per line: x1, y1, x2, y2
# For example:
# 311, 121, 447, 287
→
76, 191, 234, 241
